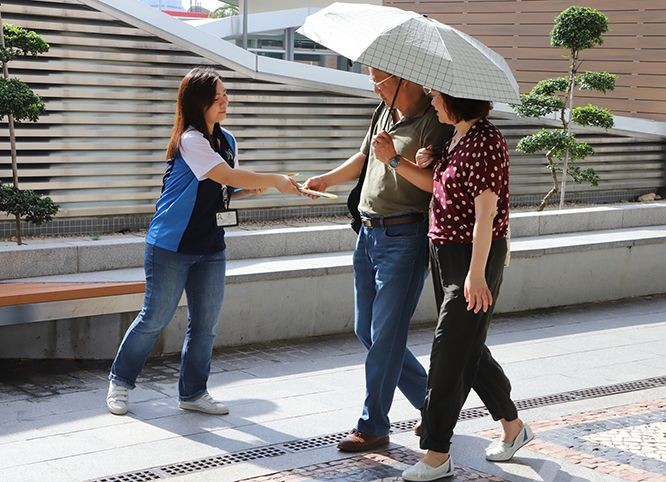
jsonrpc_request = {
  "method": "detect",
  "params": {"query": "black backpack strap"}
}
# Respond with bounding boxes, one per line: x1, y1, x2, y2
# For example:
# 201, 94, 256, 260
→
347, 101, 386, 233
360, 102, 386, 182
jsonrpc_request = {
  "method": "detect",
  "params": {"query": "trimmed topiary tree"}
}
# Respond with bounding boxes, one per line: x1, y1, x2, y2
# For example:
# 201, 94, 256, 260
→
512, 5, 616, 210
0, 12, 58, 244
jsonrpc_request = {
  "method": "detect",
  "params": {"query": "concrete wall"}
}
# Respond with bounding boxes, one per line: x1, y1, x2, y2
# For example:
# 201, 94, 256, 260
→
2, 225, 665, 358
2, 203, 665, 358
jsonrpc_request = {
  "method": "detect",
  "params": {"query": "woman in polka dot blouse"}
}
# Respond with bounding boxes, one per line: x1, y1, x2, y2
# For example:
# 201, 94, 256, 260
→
373, 91, 533, 480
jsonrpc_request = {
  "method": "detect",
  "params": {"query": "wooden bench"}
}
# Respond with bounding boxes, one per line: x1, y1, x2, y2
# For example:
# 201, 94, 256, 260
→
0, 280, 146, 328
0, 281, 146, 308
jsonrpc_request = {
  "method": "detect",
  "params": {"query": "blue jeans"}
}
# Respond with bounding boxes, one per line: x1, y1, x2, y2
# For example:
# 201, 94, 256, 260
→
109, 244, 226, 401
353, 217, 429, 436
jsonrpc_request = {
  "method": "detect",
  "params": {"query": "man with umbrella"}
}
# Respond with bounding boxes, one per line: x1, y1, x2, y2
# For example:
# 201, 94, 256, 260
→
303, 69, 452, 451
299, 2, 521, 456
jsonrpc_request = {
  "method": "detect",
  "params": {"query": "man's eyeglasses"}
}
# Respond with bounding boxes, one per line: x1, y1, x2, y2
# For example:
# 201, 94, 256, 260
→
368, 74, 395, 87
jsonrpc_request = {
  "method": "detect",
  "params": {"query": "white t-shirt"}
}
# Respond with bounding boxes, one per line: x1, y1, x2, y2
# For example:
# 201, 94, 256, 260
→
179, 127, 238, 181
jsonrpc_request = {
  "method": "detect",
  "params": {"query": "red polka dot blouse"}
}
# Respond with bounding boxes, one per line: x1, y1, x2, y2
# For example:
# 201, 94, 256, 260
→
429, 118, 510, 245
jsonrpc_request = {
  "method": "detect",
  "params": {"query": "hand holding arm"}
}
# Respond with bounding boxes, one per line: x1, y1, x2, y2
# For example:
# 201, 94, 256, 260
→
415, 145, 436, 168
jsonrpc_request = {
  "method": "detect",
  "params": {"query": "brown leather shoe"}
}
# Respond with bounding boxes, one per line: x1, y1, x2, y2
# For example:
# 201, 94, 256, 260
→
413, 420, 422, 437
337, 428, 389, 452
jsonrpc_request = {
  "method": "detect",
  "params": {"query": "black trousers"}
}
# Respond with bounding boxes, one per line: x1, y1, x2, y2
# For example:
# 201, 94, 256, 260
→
420, 238, 518, 453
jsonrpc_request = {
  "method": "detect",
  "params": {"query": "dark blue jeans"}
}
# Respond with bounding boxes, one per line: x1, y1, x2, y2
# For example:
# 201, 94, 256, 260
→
353, 217, 429, 436
110, 244, 226, 401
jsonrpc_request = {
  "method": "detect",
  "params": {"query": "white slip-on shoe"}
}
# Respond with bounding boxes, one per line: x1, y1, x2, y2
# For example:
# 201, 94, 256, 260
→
106, 381, 129, 415
402, 456, 454, 481
485, 423, 534, 462
179, 392, 229, 415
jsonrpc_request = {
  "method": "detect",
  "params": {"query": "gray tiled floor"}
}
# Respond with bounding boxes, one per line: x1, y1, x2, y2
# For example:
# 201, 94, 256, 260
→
1, 295, 665, 481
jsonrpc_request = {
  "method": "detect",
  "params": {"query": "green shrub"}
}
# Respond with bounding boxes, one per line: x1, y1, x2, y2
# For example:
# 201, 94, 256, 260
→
0, 18, 57, 243
511, 6, 616, 210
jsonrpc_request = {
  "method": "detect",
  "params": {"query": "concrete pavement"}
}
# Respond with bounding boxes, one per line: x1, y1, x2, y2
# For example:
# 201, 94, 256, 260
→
1, 295, 665, 481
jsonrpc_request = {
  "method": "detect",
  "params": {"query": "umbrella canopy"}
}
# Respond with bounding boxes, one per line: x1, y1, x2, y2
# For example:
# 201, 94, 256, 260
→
297, 2, 520, 103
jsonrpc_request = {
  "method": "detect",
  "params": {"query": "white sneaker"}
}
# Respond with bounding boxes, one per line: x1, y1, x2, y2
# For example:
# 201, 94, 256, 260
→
179, 392, 229, 415
106, 381, 129, 415
402, 456, 454, 481
485, 423, 534, 462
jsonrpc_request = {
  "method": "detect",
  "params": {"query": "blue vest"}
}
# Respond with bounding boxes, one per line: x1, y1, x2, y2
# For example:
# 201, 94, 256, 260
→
146, 125, 236, 254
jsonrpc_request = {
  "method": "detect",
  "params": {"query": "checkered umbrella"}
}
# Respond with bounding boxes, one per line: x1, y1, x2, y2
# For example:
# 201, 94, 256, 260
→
297, 2, 520, 103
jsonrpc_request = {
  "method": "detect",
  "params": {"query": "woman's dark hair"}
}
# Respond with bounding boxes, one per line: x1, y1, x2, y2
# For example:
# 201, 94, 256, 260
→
166, 67, 224, 159
440, 93, 492, 123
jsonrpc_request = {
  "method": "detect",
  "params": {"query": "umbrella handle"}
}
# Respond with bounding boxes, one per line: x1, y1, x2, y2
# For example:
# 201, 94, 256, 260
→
383, 78, 404, 131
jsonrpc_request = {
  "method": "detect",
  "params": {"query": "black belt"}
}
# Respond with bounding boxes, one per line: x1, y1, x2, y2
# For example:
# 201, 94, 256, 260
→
360, 212, 424, 228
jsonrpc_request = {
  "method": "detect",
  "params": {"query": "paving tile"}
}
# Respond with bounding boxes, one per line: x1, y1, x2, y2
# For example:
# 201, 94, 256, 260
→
0, 295, 665, 481
239, 447, 508, 482
477, 399, 666, 482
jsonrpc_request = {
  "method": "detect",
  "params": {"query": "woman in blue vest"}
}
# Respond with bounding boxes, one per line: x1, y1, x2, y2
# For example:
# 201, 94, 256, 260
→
106, 67, 299, 415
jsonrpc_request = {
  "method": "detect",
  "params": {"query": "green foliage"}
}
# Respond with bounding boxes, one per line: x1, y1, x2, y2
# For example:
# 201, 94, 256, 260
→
516, 129, 567, 155
0, 184, 59, 225
572, 105, 614, 129
511, 6, 616, 207
516, 129, 593, 163
568, 139, 595, 161
212, 2, 239, 18
0, 23, 57, 238
551, 6, 608, 52
576, 71, 616, 93
532, 77, 569, 96
512, 93, 565, 118
0, 77, 45, 121
568, 165, 600, 186
1, 23, 49, 63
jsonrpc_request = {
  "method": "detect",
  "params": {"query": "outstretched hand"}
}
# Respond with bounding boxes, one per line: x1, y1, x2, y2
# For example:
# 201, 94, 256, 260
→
301, 176, 329, 199
275, 175, 301, 195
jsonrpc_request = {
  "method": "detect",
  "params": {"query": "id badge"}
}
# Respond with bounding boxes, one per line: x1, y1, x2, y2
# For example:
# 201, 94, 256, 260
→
216, 209, 238, 227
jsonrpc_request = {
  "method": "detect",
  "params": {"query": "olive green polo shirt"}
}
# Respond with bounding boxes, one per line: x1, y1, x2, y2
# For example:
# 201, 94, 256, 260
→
359, 98, 453, 216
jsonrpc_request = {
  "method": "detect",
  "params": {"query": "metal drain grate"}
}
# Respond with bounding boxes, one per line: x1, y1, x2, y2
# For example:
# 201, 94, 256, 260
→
458, 407, 491, 420
160, 446, 286, 476
515, 393, 579, 410
282, 433, 348, 452
95, 470, 161, 482
389, 418, 419, 433
646, 375, 666, 385
91, 374, 665, 481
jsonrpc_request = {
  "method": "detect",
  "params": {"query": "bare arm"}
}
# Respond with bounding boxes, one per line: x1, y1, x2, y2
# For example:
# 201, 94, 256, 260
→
391, 157, 434, 192
205, 163, 299, 194
179, 129, 298, 194
465, 188, 499, 313
230, 187, 267, 199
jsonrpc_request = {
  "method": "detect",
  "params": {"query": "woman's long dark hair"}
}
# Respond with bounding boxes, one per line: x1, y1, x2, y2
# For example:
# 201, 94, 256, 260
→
166, 67, 224, 159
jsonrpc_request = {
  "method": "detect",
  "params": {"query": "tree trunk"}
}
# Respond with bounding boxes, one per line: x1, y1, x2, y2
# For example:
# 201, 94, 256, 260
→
0, 10, 23, 244
559, 50, 578, 210
538, 165, 559, 211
